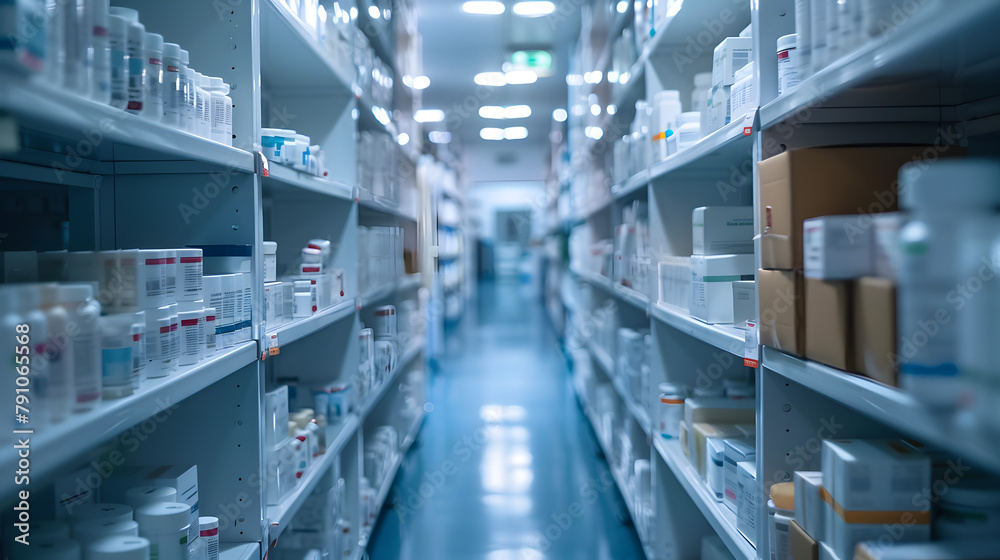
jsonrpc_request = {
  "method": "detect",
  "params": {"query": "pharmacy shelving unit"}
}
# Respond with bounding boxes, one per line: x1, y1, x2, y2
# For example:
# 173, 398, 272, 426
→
559, 1, 1000, 560
0, 0, 431, 558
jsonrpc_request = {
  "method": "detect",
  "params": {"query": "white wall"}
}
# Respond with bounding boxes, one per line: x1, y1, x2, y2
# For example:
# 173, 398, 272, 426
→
468, 181, 547, 242
462, 142, 548, 184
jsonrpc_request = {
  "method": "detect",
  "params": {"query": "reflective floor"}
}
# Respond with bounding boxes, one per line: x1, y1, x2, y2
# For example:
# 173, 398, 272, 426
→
367, 280, 645, 560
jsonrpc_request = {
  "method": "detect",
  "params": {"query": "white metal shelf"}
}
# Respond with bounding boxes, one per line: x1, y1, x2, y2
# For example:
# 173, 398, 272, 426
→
262, 163, 355, 201
220, 542, 260, 560
610, 169, 650, 201
359, 339, 425, 421
260, 0, 354, 94
571, 268, 650, 313
268, 415, 360, 540
266, 299, 356, 349
759, 2, 1000, 129
762, 347, 1000, 476
359, 274, 422, 310
355, 187, 418, 223
647, 119, 753, 182
650, 303, 745, 357
654, 438, 755, 560
356, 408, 425, 555
0, 76, 255, 172
0, 341, 257, 499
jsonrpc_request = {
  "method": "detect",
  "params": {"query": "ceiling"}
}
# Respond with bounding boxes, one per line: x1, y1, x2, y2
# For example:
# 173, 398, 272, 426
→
414, 0, 580, 171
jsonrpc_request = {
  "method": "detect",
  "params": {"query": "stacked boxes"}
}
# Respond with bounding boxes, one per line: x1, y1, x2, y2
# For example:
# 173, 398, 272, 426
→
689, 206, 754, 324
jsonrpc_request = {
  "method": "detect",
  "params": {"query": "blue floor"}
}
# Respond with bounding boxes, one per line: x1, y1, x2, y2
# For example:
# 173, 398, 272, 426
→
367, 280, 645, 560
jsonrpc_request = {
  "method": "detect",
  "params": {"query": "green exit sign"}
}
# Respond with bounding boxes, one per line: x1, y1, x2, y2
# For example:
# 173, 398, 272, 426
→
511, 50, 552, 73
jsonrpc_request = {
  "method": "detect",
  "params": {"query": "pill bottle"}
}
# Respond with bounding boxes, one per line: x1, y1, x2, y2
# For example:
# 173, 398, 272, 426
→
141, 32, 163, 121
675, 112, 700, 151
135, 249, 170, 309
135, 502, 191, 560
652, 90, 682, 161
777, 33, 800, 96
293, 280, 313, 318
220, 274, 237, 348
131, 311, 146, 383
85, 536, 150, 560
90, 0, 111, 104
62, 284, 102, 413
100, 314, 138, 399
68, 503, 134, 527
203, 276, 224, 345
39, 284, 75, 423
13, 285, 51, 430
208, 77, 231, 145
203, 307, 217, 351
146, 304, 179, 377
178, 310, 204, 366
199, 517, 220, 560
125, 486, 178, 510
263, 242, 278, 282
108, 15, 128, 109
161, 43, 183, 127
196, 72, 212, 138
182, 63, 197, 132
657, 383, 685, 439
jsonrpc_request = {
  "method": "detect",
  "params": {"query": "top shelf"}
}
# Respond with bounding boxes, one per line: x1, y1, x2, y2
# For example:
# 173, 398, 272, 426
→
260, 0, 354, 95
0, 77, 255, 174
760, 2, 1000, 128
762, 347, 1000, 477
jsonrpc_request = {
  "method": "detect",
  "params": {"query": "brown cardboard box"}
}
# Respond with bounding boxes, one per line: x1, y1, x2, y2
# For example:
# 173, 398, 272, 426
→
758, 146, 953, 270
805, 278, 853, 371
854, 277, 897, 386
790, 519, 818, 560
759, 269, 804, 356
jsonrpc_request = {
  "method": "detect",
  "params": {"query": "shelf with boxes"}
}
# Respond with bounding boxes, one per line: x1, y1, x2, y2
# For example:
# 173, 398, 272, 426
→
572, 268, 650, 313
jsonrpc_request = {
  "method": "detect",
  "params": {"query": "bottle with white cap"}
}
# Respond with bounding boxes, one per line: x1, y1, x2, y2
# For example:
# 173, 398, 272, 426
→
12, 285, 50, 429
108, 14, 129, 109
178, 310, 204, 365
60, 284, 102, 413
85, 536, 150, 560
108, 7, 145, 114
71, 518, 139, 546
161, 43, 184, 128
135, 502, 191, 560
124, 486, 178, 510
39, 284, 76, 423
199, 517, 220, 560
899, 160, 1000, 412
100, 313, 139, 399
196, 72, 212, 139
652, 90, 682, 162
207, 77, 233, 146
131, 311, 147, 383
90, 0, 111, 104
142, 32, 164, 121
67, 503, 134, 527
181, 61, 197, 132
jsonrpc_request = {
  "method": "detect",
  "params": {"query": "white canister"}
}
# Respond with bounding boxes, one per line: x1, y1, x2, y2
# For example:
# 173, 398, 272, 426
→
85, 536, 150, 560
175, 248, 203, 302
135, 502, 191, 560
675, 112, 701, 151
373, 305, 397, 339
124, 486, 178, 510
135, 249, 172, 309
199, 517, 220, 560
652, 90, 682, 162
71, 519, 139, 546
261, 128, 290, 163
657, 382, 685, 439
263, 241, 278, 282
68, 504, 134, 527
178, 311, 204, 366
777, 33, 800, 96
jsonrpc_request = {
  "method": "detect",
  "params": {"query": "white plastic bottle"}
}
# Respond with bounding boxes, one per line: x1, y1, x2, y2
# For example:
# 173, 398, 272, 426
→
59, 0, 86, 94
181, 56, 196, 132
142, 32, 163, 121
14, 285, 51, 430
110, 7, 145, 114
207, 77, 232, 145
62, 284, 102, 413
898, 160, 1000, 412
199, 517, 219, 560
794, 0, 811, 80
691, 72, 712, 134
45, 0, 65, 86
161, 43, 183, 128
100, 314, 137, 399
220, 274, 237, 348
675, 112, 701, 152
131, 311, 147, 383
84, 536, 150, 560
203, 307, 217, 352
652, 90, 682, 162
135, 502, 191, 560
89, 0, 111, 103
107, 14, 128, 109
39, 284, 75, 423
177, 310, 203, 366
196, 72, 212, 139
777, 34, 800, 96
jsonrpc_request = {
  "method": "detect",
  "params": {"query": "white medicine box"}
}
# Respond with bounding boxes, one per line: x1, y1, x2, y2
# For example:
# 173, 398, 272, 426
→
732, 281, 756, 328
692, 206, 754, 256
713, 37, 754, 87
803, 215, 874, 279
690, 254, 755, 324
265, 385, 290, 448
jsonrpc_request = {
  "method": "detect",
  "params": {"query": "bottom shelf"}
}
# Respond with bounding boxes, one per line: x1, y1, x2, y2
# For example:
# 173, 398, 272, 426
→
652, 438, 755, 560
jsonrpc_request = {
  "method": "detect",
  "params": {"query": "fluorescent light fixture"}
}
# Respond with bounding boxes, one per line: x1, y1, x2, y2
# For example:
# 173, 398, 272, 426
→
585, 126, 603, 140
504, 105, 531, 119
617, 0, 628, 12
429, 131, 452, 144
479, 105, 505, 119
607, 104, 617, 115
414, 109, 445, 123
504, 69, 537, 84
368, 5, 380, 18
480, 127, 505, 140
463, 1, 505, 14
552, 108, 567, 122
397, 132, 410, 146
402, 75, 413, 87
566, 74, 584, 86
607, 70, 619, 83
590, 104, 601, 116
504, 126, 528, 140
512, 1, 555, 16
349, 6, 357, 19
619, 71, 630, 84
412, 75, 430, 89
372, 106, 390, 125
474, 72, 506, 86
584, 71, 603, 84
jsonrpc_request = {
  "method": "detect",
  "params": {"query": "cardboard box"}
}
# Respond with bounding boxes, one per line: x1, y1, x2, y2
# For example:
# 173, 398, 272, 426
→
732, 281, 756, 328
854, 539, 1000, 560
821, 440, 931, 560
684, 398, 756, 436
872, 213, 900, 280
794, 471, 826, 542
803, 216, 873, 280
758, 269, 804, 355
725, 439, 756, 513
805, 278, 853, 371
853, 278, 897, 386
736, 461, 757, 546
691, 254, 755, 324
790, 520, 818, 560
692, 206, 755, 256
691, 423, 745, 477
758, 147, 952, 271
713, 37, 753, 87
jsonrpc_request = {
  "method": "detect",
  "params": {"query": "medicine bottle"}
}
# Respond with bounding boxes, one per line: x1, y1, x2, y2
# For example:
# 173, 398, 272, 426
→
656, 382, 685, 440
898, 159, 1000, 412
61, 284, 102, 413
142, 33, 163, 121
71, 518, 139, 546
135, 502, 191, 560
691, 72, 712, 136
652, 90, 682, 162
162, 43, 184, 127
293, 280, 313, 318
675, 112, 701, 152
85, 536, 150, 560
263, 242, 278, 282
199, 517, 220, 560
100, 314, 138, 399
777, 34, 800, 96
182, 62, 197, 132
208, 77, 233, 145
240, 272, 252, 342
196, 72, 212, 139
203, 307, 217, 351
106, 14, 129, 109
90, 0, 111, 104
178, 310, 204, 366
109, 7, 144, 114
39, 284, 75, 423
14, 285, 51, 430
131, 311, 147, 383
176, 248, 203, 302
